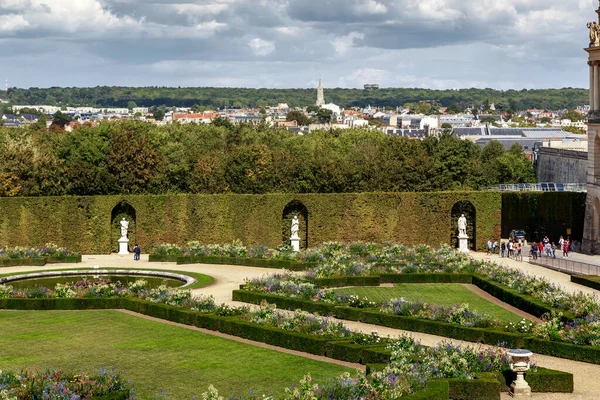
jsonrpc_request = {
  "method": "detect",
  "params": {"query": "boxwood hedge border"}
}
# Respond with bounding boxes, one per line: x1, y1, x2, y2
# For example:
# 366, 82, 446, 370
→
0, 255, 82, 268
0, 297, 572, 399
232, 271, 600, 364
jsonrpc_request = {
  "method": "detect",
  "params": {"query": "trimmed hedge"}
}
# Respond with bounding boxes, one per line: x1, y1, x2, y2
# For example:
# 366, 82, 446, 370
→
148, 254, 179, 262
404, 381, 449, 400
0, 192, 504, 253
445, 373, 500, 400
46, 255, 82, 263
472, 274, 574, 321
0, 255, 81, 267
176, 255, 316, 271
232, 290, 336, 315
500, 367, 573, 393
231, 288, 600, 363
310, 276, 381, 288
379, 273, 473, 284
232, 290, 527, 348
571, 275, 600, 291
0, 297, 122, 310
0, 258, 46, 267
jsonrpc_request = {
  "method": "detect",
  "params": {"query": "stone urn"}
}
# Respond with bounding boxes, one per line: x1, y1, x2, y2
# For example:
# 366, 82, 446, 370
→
507, 349, 533, 397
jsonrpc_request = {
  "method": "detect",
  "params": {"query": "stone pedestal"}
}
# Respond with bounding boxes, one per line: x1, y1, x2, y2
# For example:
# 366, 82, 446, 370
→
290, 237, 300, 252
118, 237, 129, 255
458, 233, 469, 253
508, 349, 533, 398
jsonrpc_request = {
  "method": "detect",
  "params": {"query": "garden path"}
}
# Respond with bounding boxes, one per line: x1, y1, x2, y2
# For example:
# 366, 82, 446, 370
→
469, 252, 600, 297
6, 254, 600, 399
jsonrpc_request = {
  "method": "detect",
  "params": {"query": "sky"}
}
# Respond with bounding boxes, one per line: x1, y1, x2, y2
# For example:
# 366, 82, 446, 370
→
0, 0, 597, 90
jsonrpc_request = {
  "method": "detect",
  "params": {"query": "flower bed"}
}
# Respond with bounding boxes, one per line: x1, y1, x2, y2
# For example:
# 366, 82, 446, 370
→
0, 293, 573, 399
0, 244, 81, 267
0, 367, 130, 399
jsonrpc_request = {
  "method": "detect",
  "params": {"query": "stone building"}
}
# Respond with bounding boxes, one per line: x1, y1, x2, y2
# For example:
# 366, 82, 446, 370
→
582, 4, 600, 253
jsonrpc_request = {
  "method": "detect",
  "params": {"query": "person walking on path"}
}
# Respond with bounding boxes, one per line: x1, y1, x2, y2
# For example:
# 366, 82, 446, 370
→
500, 241, 506, 258
487, 239, 492, 255
508, 241, 514, 258
564, 238, 570, 258
492, 240, 498, 254
516, 242, 522, 261
133, 244, 141, 261
551, 242, 557, 259
538, 241, 543, 258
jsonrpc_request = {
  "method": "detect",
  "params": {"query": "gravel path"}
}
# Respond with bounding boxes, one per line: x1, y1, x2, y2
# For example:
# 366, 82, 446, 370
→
5, 253, 600, 399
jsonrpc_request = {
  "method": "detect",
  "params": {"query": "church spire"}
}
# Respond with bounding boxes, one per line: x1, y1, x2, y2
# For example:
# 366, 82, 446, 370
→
316, 79, 324, 107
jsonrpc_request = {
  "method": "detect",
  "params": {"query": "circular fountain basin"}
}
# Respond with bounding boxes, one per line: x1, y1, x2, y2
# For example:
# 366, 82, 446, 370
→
0, 269, 196, 289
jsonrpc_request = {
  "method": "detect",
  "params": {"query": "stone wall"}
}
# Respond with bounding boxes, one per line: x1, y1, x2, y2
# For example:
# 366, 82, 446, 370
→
536, 147, 587, 184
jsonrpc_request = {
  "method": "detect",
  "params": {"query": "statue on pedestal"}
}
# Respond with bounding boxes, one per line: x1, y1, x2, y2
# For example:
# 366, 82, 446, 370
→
120, 218, 129, 239
291, 216, 299, 239
458, 214, 467, 237
290, 216, 300, 252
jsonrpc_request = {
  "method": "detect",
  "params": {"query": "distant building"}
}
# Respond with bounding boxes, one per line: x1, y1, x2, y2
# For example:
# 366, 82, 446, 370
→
172, 112, 218, 124
364, 84, 380, 89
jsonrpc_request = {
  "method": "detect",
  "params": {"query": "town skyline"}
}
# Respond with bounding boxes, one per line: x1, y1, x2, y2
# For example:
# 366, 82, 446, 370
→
0, 0, 596, 90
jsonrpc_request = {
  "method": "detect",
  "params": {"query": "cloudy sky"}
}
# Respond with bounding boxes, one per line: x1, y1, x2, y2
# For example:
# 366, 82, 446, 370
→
0, 0, 597, 89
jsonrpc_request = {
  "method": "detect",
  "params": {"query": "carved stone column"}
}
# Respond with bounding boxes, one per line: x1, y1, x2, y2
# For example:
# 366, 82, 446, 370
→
595, 63, 600, 109
591, 63, 595, 110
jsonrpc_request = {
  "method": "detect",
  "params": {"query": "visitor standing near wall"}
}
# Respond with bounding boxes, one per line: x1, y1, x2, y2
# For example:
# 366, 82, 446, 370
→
493, 241, 498, 254
487, 239, 492, 255
538, 241, 543, 257
559, 236, 565, 255
564, 238, 570, 258
501, 242, 506, 257
133, 244, 141, 261
531, 241, 538, 260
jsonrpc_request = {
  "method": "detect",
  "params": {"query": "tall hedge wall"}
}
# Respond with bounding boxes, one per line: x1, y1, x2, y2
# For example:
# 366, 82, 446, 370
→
0, 192, 502, 253
501, 192, 586, 242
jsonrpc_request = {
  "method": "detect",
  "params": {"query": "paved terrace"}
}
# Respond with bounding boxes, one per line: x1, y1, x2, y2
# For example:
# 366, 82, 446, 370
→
3, 253, 600, 399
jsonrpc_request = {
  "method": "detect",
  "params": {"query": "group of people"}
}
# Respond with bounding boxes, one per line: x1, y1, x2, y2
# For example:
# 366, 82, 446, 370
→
491, 235, 572, 261
530, 236, 570, 260
496, 240, 523, 261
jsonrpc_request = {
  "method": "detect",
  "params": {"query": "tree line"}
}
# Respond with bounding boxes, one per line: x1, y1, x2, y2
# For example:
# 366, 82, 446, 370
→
0, 121, 535, 197
2, 86, 589, 111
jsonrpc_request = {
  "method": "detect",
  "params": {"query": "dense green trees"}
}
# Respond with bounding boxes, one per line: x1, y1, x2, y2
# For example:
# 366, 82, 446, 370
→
2, 87, 589, 110
0, 121, 535, 197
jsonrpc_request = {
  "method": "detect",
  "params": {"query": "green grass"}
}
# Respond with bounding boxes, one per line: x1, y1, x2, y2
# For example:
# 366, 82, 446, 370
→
0, 268, 214, 289
335, 284, 523, 324
0, 310, 353, 399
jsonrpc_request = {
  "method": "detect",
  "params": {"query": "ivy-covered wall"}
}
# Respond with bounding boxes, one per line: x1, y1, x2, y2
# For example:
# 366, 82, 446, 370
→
0, 192, 504, 253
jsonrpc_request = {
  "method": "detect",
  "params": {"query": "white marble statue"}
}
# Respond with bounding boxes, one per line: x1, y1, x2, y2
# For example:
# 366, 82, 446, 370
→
120, 218, 129, 238
291, 216, 300, 239
458, 214, 467, 237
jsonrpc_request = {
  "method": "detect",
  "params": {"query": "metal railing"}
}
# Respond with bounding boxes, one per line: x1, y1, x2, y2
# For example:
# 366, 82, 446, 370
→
530, 256, 600, 276
485, 183, 587, 192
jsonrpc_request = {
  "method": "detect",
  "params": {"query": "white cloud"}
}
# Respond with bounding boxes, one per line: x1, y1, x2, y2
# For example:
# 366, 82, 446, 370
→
0, 14, 29, 32
174, 3, 230, 16
332, 32, 364, 55
248, 38, 275, 56
353, 0, 388, 15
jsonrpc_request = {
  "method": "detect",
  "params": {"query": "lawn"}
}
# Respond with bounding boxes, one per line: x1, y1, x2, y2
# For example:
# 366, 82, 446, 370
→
0, 310, 354, 399
335, 284, 523, 324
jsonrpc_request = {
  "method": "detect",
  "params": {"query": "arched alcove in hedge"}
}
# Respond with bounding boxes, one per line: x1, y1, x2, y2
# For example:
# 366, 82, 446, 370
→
282, 200, 308, 249
451, 200, 476, 250
110, 201, 136, 253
